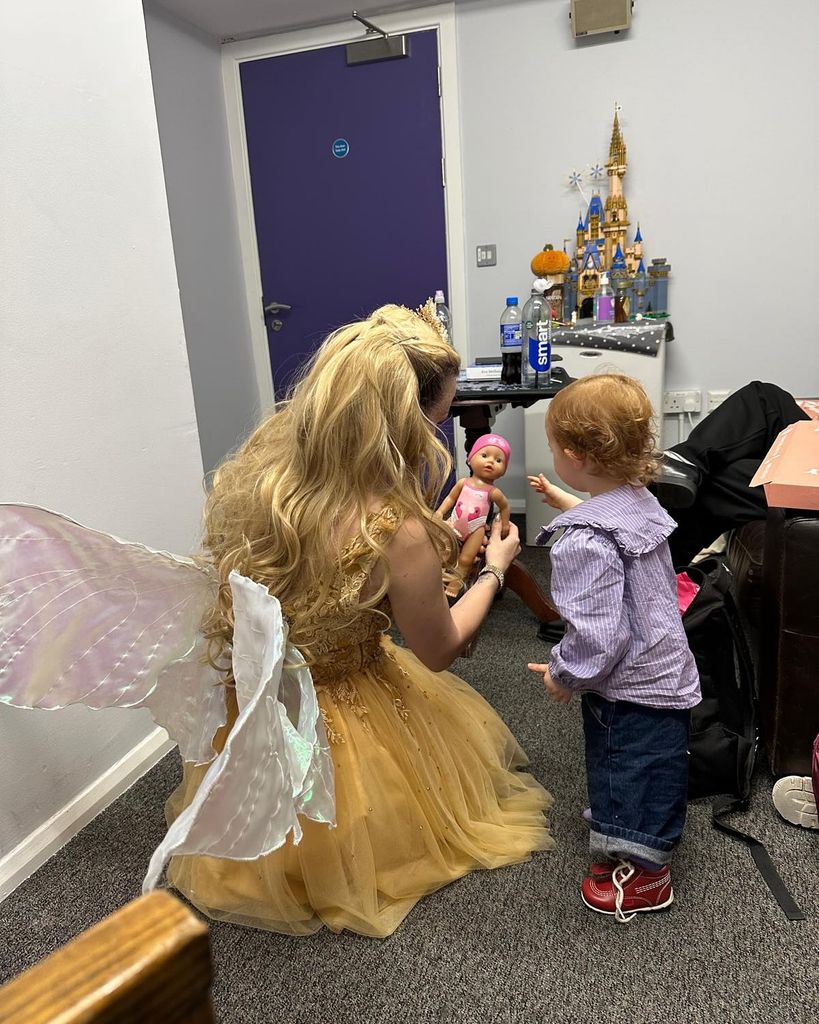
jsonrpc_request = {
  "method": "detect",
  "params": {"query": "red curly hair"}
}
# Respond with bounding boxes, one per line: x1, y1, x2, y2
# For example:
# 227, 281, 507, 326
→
547, 373, 659, 485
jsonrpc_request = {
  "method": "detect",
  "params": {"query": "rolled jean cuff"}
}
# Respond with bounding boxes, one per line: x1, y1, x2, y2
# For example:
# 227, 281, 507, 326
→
588, 822, 676, 866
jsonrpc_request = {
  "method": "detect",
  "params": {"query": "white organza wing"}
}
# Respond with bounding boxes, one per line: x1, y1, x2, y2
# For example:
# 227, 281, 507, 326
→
0, 504, 225, 763
142, 571, 335, 890
0, 504, 335, 883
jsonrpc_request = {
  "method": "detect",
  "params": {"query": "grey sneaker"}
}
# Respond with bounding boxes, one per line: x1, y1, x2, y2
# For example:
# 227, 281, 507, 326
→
772, 775, 819, 830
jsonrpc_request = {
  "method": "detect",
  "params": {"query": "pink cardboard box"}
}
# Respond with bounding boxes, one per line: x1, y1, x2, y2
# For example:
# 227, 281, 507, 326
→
750, 420, 819, 511
797, 398, 819, 421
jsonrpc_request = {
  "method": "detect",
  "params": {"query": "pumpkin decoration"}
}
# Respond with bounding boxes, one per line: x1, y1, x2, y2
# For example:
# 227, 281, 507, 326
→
530, 243, 570, 278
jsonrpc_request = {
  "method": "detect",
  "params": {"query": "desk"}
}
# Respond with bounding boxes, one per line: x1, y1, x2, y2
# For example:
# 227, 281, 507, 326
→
450, 367, 572, 456
447, 368, 573, 629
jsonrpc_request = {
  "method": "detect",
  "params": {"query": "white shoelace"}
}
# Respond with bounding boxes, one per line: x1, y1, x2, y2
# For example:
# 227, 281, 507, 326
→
612, 861, 638, 924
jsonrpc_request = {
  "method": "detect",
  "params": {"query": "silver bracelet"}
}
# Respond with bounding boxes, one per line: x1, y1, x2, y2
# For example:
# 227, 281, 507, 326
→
477, 563, 505, 590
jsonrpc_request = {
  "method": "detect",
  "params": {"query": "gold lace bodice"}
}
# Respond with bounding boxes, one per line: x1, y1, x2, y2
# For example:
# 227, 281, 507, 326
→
282, 507, 401, 684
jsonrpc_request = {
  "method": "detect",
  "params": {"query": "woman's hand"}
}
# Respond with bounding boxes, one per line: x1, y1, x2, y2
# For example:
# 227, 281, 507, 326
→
484, 518, 520, 572
527, 473, 582, 512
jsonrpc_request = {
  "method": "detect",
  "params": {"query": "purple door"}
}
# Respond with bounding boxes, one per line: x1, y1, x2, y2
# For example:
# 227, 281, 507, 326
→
240, 31, 449, 398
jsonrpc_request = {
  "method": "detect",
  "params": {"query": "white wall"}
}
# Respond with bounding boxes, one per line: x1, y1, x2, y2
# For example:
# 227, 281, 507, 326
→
457, 0, 818, 494
125, 0, 819, 501
144, 2, 260, 473
0, 1, 205, 885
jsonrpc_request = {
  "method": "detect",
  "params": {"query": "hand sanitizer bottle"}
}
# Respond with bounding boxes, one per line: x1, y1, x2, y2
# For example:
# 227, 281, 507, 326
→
593, 273, 615, 325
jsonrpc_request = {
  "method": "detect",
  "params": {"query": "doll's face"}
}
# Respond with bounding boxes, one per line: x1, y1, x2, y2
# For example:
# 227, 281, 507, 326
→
470, 445, 507, 482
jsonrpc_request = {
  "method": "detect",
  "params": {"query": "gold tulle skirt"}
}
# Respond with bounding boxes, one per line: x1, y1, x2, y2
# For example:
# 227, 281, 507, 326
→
166, 639, 553, 937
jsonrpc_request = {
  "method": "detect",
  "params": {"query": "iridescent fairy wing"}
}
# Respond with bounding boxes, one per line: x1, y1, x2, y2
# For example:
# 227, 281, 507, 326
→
0, 504, 225, 764
0, 504, 335, 875
143, 571, 335, 889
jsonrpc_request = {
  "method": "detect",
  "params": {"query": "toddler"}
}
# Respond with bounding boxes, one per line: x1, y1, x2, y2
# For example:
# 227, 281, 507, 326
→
528, 374, 700, 923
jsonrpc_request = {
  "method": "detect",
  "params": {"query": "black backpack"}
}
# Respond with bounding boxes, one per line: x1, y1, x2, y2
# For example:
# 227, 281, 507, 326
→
682, 556, 756, 802
681, 555, 803, 920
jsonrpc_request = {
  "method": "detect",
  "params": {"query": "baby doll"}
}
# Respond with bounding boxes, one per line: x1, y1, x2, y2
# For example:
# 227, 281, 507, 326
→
437, 433, 512, 596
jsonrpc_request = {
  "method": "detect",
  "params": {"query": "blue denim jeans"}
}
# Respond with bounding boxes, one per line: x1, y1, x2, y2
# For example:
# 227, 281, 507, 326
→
582, 692, 690, 865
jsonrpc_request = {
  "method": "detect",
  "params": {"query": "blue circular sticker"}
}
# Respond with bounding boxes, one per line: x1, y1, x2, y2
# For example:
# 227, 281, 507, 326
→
332, 138, 350, 159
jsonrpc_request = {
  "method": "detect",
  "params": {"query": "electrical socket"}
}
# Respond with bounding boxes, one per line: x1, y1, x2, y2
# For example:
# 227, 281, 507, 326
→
663, 389, 701, 415
707, 389, 731, 411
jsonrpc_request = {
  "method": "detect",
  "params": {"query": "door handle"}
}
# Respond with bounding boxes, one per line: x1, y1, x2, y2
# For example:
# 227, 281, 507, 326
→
264, 301, 292, 315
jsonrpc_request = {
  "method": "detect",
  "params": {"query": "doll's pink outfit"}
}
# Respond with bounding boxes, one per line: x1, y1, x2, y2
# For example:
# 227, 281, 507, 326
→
448, 482, 492, 540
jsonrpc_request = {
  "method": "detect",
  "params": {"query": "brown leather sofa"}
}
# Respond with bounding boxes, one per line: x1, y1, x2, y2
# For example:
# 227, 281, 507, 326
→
728, 509, 819, 776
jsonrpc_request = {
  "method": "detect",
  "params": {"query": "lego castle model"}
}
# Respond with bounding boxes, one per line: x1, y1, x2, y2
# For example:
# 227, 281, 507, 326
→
564, 110, 670, 318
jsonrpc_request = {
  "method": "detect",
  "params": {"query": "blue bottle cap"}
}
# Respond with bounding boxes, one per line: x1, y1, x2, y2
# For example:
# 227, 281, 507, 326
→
506, 296, 518, 305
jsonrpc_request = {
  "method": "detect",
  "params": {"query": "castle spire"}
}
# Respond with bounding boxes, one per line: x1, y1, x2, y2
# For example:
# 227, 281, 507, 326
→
608, 107, 627, 166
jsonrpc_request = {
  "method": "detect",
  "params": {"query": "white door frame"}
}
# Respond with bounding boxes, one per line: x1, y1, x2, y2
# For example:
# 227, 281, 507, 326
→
221, 3, 467, 422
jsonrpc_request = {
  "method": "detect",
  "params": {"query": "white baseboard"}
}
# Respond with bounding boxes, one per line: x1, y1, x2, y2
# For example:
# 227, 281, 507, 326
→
0, 727, 175, 903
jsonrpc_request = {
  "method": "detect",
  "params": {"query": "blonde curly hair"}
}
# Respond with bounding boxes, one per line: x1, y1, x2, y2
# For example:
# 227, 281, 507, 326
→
200, 302, 460, 669
547, 373, 660, 485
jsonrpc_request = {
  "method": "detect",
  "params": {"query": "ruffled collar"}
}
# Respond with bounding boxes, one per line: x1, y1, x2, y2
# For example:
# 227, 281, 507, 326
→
537, 485, 676, 556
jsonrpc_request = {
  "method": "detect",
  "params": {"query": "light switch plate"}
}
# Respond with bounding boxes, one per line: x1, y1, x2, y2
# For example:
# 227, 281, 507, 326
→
707, 389, 731, 411
476, 244, 497, 267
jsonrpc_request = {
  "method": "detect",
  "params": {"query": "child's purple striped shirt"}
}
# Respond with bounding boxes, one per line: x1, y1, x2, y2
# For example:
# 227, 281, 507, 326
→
537, 485, 701, 710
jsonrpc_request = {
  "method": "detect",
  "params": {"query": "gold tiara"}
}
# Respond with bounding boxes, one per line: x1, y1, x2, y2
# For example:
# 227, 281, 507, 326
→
415, 297, 449, 344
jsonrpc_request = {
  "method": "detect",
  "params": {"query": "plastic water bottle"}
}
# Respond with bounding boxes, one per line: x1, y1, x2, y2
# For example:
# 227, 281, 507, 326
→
521, 280, 551, 386
434, 289, 452, 345
593, 272, 615, 325
499, 296, 522, 385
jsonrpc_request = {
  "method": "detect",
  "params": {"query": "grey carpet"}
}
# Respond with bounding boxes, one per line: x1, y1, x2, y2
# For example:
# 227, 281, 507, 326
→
1, 542, 817, 1023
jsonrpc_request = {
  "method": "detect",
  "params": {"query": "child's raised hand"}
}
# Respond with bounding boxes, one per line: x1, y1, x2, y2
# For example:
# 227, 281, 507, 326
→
527, 474, 581, 513
528, 662, 573, 703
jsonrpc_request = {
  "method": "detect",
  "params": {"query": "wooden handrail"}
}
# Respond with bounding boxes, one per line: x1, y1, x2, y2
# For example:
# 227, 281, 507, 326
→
0, 891, 214, 1023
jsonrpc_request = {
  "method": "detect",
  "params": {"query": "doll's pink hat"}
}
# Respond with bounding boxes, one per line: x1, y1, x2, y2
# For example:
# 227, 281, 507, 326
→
467, 433, 511, 465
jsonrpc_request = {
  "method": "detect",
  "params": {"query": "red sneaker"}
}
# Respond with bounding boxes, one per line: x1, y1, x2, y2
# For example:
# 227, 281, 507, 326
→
581, 861, 674, 923
588, 860, 616, 879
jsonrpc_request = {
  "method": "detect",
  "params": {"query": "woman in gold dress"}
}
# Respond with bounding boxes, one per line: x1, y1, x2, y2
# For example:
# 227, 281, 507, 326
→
167, 303, 553, 937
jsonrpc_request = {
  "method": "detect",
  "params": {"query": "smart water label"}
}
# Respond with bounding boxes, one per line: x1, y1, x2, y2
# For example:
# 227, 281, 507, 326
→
528, 334, 551, 372
500, 323, 522, 351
